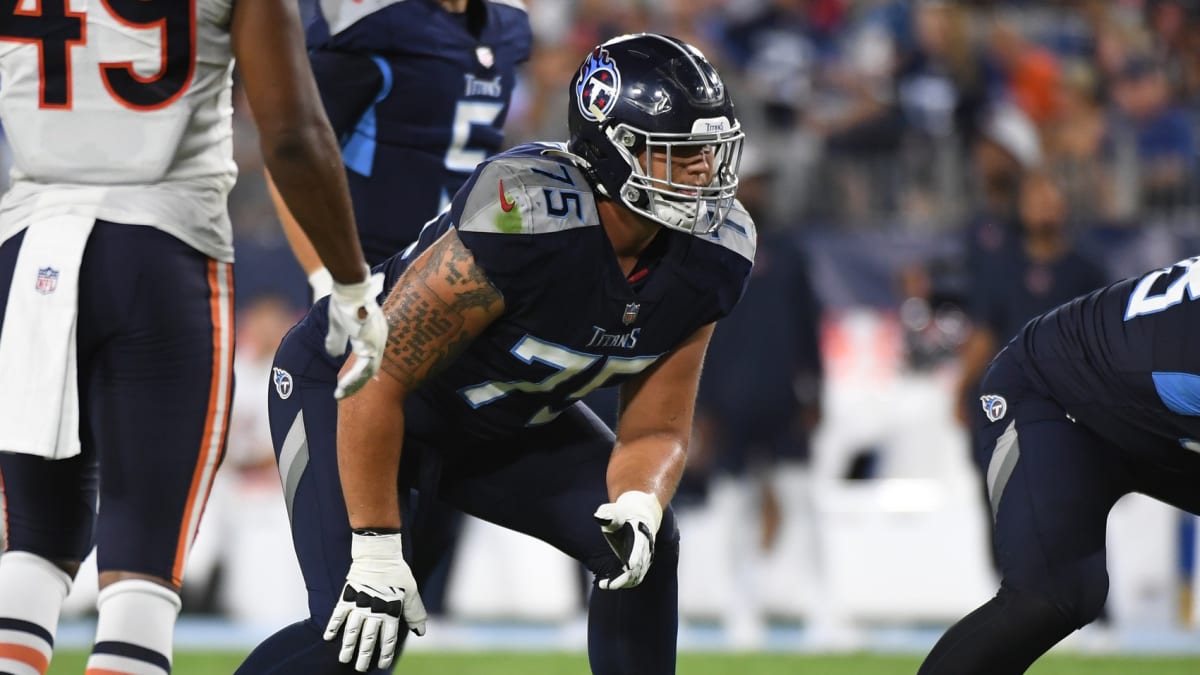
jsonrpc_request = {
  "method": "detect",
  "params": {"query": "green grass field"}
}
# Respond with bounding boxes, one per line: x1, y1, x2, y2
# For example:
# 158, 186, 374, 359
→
44, 651, 1200, 674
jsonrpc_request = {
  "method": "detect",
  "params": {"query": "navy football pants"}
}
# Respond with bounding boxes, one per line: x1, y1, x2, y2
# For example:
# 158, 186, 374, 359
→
235, 331, 679, 675
0, 223, 233, 586
919, 348, 1200, 674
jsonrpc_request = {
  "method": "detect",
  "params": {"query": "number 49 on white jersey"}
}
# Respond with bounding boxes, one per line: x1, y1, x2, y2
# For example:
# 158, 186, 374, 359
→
0, 0, 239, 260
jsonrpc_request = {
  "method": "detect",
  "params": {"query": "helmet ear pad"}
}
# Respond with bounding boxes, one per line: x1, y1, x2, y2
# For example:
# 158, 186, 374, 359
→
571, 123, 646, 207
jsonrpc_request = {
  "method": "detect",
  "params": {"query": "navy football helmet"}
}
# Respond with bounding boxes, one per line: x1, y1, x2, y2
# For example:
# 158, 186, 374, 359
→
566, 33, 744, 234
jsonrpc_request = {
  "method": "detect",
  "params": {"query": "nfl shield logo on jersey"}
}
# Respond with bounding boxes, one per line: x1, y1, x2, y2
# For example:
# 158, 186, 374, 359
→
622, 302, 640, 325
273, 367, 293, 400
476, 46, 494, 68
35, 267, 59, 295
980, 394, 1007, 422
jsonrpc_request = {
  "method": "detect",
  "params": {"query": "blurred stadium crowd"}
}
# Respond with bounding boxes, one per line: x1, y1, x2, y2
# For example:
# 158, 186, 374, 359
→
4, 0, 1200, 653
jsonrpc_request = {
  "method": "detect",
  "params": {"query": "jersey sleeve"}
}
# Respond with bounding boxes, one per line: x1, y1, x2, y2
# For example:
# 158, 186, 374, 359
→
308, 50, 387, 141
700, 201, 757, 325
447, 158, 578, 304
498, 2, 534, 64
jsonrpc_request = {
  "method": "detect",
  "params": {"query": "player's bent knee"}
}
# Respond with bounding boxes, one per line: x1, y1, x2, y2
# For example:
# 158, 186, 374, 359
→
585, 506, 680, 581
1055, 563, 1109, 628
655, 506, 680, 565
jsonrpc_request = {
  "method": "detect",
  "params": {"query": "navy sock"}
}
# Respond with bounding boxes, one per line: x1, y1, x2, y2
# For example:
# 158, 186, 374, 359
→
918, 588, 1078, 675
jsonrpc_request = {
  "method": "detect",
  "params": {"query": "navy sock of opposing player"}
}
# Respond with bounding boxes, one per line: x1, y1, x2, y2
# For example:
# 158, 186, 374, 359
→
84, 580, 181, 675
0, 552, 72, 675
586, 511, 681, 675
917, 587, 1081, 675
233, 619, 391, 675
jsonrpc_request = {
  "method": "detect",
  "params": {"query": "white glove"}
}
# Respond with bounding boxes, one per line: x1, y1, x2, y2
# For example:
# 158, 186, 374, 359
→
326, 267, 387, 399
324, 532, 427, 672
593, 490, 663, 590
308, 267, 334, 301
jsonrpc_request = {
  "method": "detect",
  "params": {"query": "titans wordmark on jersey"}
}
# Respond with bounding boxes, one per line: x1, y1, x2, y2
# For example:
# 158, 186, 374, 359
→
298, 143, 756, 443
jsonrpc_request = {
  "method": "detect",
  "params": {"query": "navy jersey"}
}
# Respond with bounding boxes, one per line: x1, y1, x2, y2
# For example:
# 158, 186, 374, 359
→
306, 0, 532, 263
1010, 255, 1200, 456
298, 143, 756, 442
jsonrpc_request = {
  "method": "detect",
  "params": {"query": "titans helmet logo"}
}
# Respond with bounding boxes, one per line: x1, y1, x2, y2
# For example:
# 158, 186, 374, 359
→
576, 46, 621, 122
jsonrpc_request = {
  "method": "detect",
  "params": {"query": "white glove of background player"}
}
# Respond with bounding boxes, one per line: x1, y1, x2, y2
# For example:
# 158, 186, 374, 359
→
325, 532, 427, 672
325, 267, 387, 399
308, 267, 334, 301
593, 490, 663, 590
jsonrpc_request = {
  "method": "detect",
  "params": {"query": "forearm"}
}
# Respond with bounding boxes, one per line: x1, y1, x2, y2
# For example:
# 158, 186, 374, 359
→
259, 124, 365, 284
606, 433, 688, 507
267, 168, 326, 276
337, 380, 406, 529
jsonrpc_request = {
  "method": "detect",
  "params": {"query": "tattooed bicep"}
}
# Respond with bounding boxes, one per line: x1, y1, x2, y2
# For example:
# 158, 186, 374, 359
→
378, 229, 504, 389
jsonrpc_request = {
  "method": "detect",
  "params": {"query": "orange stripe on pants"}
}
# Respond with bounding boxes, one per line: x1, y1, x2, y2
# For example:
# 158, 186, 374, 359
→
85, 669, 140, 675
0, 642, 50, 674
171, 260, 231, 586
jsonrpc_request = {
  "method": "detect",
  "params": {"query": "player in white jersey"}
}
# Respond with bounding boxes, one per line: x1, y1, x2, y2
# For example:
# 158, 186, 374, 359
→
0, 2, 387, 674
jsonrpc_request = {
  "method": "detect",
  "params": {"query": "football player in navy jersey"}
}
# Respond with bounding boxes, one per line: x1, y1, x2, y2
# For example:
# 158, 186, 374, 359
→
919, 256, 1200, 674
273, 0, 532, 293
235, 33, 755, 674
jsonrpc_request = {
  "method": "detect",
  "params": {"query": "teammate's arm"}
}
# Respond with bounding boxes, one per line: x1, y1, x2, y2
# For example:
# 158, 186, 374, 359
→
956, 327, 997, 424
230, 0, 366, 285
593, 322, 715, 590
231, 0, 387, 398
337, 228, 505, 530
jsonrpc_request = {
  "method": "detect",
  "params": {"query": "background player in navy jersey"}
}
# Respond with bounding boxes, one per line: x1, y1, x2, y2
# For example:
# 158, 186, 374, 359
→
272, 0, 532, 293
0, 1, 386, 673
919, 256, 1200, 674
235, 33, 754, 674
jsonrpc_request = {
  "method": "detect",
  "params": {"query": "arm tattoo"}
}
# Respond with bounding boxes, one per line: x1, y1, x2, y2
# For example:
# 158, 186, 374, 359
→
379, 231, 502, 388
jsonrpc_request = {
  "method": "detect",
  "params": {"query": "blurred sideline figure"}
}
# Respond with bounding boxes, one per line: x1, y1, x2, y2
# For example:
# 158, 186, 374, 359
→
678, 142, 826, 648
956, 169, 1107, 423
236, 33, 754, 675
0, 1, 385, 674
265, 0, 532, 620
919, 255, 1200, 674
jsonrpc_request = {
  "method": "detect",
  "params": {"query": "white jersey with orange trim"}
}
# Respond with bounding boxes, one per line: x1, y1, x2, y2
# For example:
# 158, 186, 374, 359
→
0, 0, 238, 262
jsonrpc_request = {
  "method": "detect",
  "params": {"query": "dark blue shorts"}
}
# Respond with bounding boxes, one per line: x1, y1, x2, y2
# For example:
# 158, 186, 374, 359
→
0, 222, 232, 586
975, 347, 1200, 607
267, 327, 672, 624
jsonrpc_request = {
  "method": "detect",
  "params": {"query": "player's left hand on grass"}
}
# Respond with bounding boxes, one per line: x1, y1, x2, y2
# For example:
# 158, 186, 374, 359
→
326, 268, 387, 399
593, 490, 662, 590
325, 532, 427, 672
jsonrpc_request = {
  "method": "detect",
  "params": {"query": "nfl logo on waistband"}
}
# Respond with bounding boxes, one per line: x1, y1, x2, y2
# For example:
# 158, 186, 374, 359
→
35, 267, 59, 295
476, 46, 494, 68
622, 302, 640, 325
